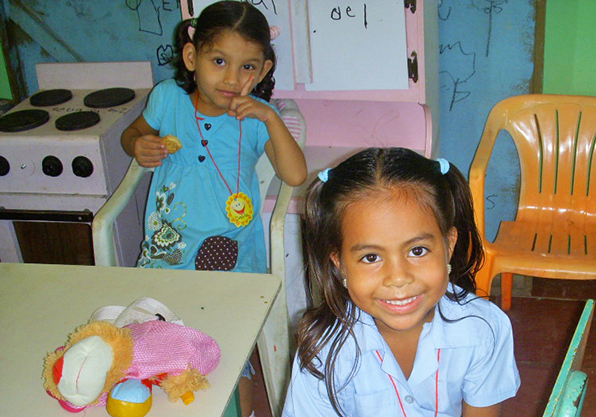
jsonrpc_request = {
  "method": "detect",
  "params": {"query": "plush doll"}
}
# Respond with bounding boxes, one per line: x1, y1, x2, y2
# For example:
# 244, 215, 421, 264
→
42, 299, 221, 417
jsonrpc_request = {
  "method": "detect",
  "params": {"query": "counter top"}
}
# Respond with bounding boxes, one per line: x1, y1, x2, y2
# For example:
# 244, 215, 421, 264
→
0, 262, 281, 417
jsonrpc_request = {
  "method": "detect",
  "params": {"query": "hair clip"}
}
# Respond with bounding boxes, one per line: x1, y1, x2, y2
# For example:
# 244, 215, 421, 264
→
436, 158, 450, 175
188, 18, 198, 39
270, 25, 281, 40
318, 168, 331, 183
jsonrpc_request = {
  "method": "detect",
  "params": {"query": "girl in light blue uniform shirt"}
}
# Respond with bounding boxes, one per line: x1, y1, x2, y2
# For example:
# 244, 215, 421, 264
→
283, 148, 520, 417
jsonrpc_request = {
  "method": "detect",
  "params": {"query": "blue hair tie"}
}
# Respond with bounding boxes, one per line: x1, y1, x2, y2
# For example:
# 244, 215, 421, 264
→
318, 168, 331, 183
436, 158, 450, 175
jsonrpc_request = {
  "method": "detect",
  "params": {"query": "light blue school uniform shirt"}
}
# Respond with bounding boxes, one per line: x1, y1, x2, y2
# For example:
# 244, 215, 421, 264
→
137, 79, 271, 272
283, 289, 521, 416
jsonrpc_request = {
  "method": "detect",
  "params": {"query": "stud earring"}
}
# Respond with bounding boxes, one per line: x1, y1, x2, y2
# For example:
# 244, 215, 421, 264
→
342, 278, 348, 288
447, 264, 452, 274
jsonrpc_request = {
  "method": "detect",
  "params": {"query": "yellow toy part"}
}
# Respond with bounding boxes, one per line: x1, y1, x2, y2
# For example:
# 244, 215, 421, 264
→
106, 379, 153, 417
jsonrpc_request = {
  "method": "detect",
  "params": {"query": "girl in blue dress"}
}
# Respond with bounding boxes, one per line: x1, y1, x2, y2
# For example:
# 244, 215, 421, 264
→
121, 3, 307, 415
122, 1, 306, 273
284, 148, 520, 417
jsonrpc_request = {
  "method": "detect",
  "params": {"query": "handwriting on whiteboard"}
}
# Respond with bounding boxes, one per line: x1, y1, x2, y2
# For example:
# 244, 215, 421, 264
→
329, 4, 368, 28
307, 0, 408, 91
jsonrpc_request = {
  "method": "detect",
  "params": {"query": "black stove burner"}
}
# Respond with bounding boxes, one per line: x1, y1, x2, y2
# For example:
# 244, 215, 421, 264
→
0, 109, 50, 132
30, 89, 73, 107
84, 87, 136, 108
55, 111, 100, 131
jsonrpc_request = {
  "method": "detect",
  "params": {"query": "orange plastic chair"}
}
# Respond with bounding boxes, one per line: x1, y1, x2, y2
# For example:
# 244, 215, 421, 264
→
469, 94, 596, 310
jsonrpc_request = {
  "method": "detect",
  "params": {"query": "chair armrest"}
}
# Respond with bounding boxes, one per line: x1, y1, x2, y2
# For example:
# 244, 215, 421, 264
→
552, 371, 588, 417
92, 159, 152, 266
469, 106, 505, 237
545, 299, 594, 417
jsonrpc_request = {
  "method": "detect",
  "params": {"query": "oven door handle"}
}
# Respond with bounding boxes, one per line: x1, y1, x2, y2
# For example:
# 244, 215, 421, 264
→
0, 209, 93, 222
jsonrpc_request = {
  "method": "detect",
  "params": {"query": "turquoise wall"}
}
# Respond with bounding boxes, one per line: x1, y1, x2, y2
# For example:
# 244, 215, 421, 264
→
438, 0, 535, 240
5, 0, 183, 92
6, 0, 536, 241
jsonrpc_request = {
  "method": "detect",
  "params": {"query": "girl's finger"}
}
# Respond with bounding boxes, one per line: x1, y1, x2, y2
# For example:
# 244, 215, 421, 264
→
240, 76, 255, 96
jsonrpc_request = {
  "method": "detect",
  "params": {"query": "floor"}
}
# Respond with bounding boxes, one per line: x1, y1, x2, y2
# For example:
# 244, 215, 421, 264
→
251, 278, 596, 417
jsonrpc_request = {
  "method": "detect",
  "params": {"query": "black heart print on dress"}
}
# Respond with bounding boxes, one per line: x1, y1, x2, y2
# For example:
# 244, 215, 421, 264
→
198, 155, 206, 162
204, 123, 212, 130
201, 139, 208, 147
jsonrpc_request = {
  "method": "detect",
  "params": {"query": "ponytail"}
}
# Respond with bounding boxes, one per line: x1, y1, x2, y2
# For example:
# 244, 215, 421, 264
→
252, 45, 276, 102
172, 19, 196, 94
441, 164, 484, 298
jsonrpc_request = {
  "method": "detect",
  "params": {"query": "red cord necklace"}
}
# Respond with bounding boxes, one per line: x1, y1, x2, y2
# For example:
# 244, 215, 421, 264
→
375, 349, 441, 417
194, 92, 253, 227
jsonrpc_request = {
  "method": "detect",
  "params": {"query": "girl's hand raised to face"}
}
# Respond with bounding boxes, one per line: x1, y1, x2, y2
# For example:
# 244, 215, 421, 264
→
227, 76, 275, 122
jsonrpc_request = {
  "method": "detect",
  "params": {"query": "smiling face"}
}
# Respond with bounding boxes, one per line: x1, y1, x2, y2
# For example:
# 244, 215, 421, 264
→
183, 30, 273, 116
332, 187, 457, 341
231, 199, 245, 213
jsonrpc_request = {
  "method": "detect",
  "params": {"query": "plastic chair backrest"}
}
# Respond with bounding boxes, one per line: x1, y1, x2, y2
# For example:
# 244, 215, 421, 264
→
481, 94, 596, 232
543, 299, 594, 417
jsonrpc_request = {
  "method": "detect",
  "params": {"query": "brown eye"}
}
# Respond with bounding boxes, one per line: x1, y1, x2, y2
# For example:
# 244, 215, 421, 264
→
410, 246, 428, 257
362, 254, 380, 264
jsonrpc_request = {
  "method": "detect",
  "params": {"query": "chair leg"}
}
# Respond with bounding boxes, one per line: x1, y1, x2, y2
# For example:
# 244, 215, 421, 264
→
256, 292, 293, 417
501, 272, 513, 311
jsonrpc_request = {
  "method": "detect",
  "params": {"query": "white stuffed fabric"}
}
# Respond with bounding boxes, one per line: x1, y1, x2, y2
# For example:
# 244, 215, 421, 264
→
57, 336, 114, 406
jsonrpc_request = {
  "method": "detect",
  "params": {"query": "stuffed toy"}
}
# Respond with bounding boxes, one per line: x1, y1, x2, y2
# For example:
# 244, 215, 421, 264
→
42, 298, 221, 417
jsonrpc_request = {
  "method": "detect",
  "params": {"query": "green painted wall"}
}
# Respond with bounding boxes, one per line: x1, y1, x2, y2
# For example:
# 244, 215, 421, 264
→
0, 45, 11, 100
543, 0, 596, 95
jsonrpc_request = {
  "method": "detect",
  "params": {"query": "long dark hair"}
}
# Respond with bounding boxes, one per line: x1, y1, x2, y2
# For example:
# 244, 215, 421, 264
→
171, 1, 276, 101
298, 147, 484, 416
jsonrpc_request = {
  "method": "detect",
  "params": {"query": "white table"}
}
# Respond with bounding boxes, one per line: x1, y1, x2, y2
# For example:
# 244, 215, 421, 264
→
0, 263, 281, 417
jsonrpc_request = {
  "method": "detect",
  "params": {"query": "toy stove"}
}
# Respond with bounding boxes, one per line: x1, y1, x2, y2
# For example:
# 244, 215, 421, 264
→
0, 62, 153, 266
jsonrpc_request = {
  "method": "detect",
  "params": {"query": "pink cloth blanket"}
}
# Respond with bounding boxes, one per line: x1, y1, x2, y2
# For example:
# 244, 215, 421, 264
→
125, 320, 221, 378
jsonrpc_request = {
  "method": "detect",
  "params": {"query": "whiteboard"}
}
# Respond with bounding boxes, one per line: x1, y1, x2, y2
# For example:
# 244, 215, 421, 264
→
187, 0, 295, 90
306, 0, 409, 91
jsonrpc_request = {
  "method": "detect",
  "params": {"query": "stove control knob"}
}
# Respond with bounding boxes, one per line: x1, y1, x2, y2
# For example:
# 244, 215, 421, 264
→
42, 155, 63, 177
72, 156, 94, 178
0, 156, 9, 176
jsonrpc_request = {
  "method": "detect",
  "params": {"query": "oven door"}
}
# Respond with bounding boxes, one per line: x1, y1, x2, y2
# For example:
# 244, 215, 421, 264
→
0, 210, 94, 265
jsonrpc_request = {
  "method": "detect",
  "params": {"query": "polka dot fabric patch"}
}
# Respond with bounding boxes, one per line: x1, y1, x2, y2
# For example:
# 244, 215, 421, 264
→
195, 236, 239, 271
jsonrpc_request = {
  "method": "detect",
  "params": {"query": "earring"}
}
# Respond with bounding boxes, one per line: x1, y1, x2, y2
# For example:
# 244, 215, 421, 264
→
447, 264, 452, 274
342, 278, 348, 288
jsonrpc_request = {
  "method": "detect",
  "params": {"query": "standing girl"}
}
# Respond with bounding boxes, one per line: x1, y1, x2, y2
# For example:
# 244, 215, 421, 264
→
284, 148, 519, 417
122, 1, 306, 272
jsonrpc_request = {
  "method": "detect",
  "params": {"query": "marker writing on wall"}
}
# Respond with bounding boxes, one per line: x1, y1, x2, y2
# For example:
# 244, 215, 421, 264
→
244, 0, 278, 16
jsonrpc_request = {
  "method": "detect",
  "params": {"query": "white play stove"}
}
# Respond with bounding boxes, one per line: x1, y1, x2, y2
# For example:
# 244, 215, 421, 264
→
0, 61, 153, 266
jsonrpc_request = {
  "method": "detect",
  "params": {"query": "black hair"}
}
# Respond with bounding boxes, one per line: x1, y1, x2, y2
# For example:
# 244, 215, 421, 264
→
297, 147, 484, 416
171, 1, 276, 101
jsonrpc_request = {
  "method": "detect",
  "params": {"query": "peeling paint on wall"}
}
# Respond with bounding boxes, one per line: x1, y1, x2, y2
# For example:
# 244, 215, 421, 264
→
7, 0, 183, 93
